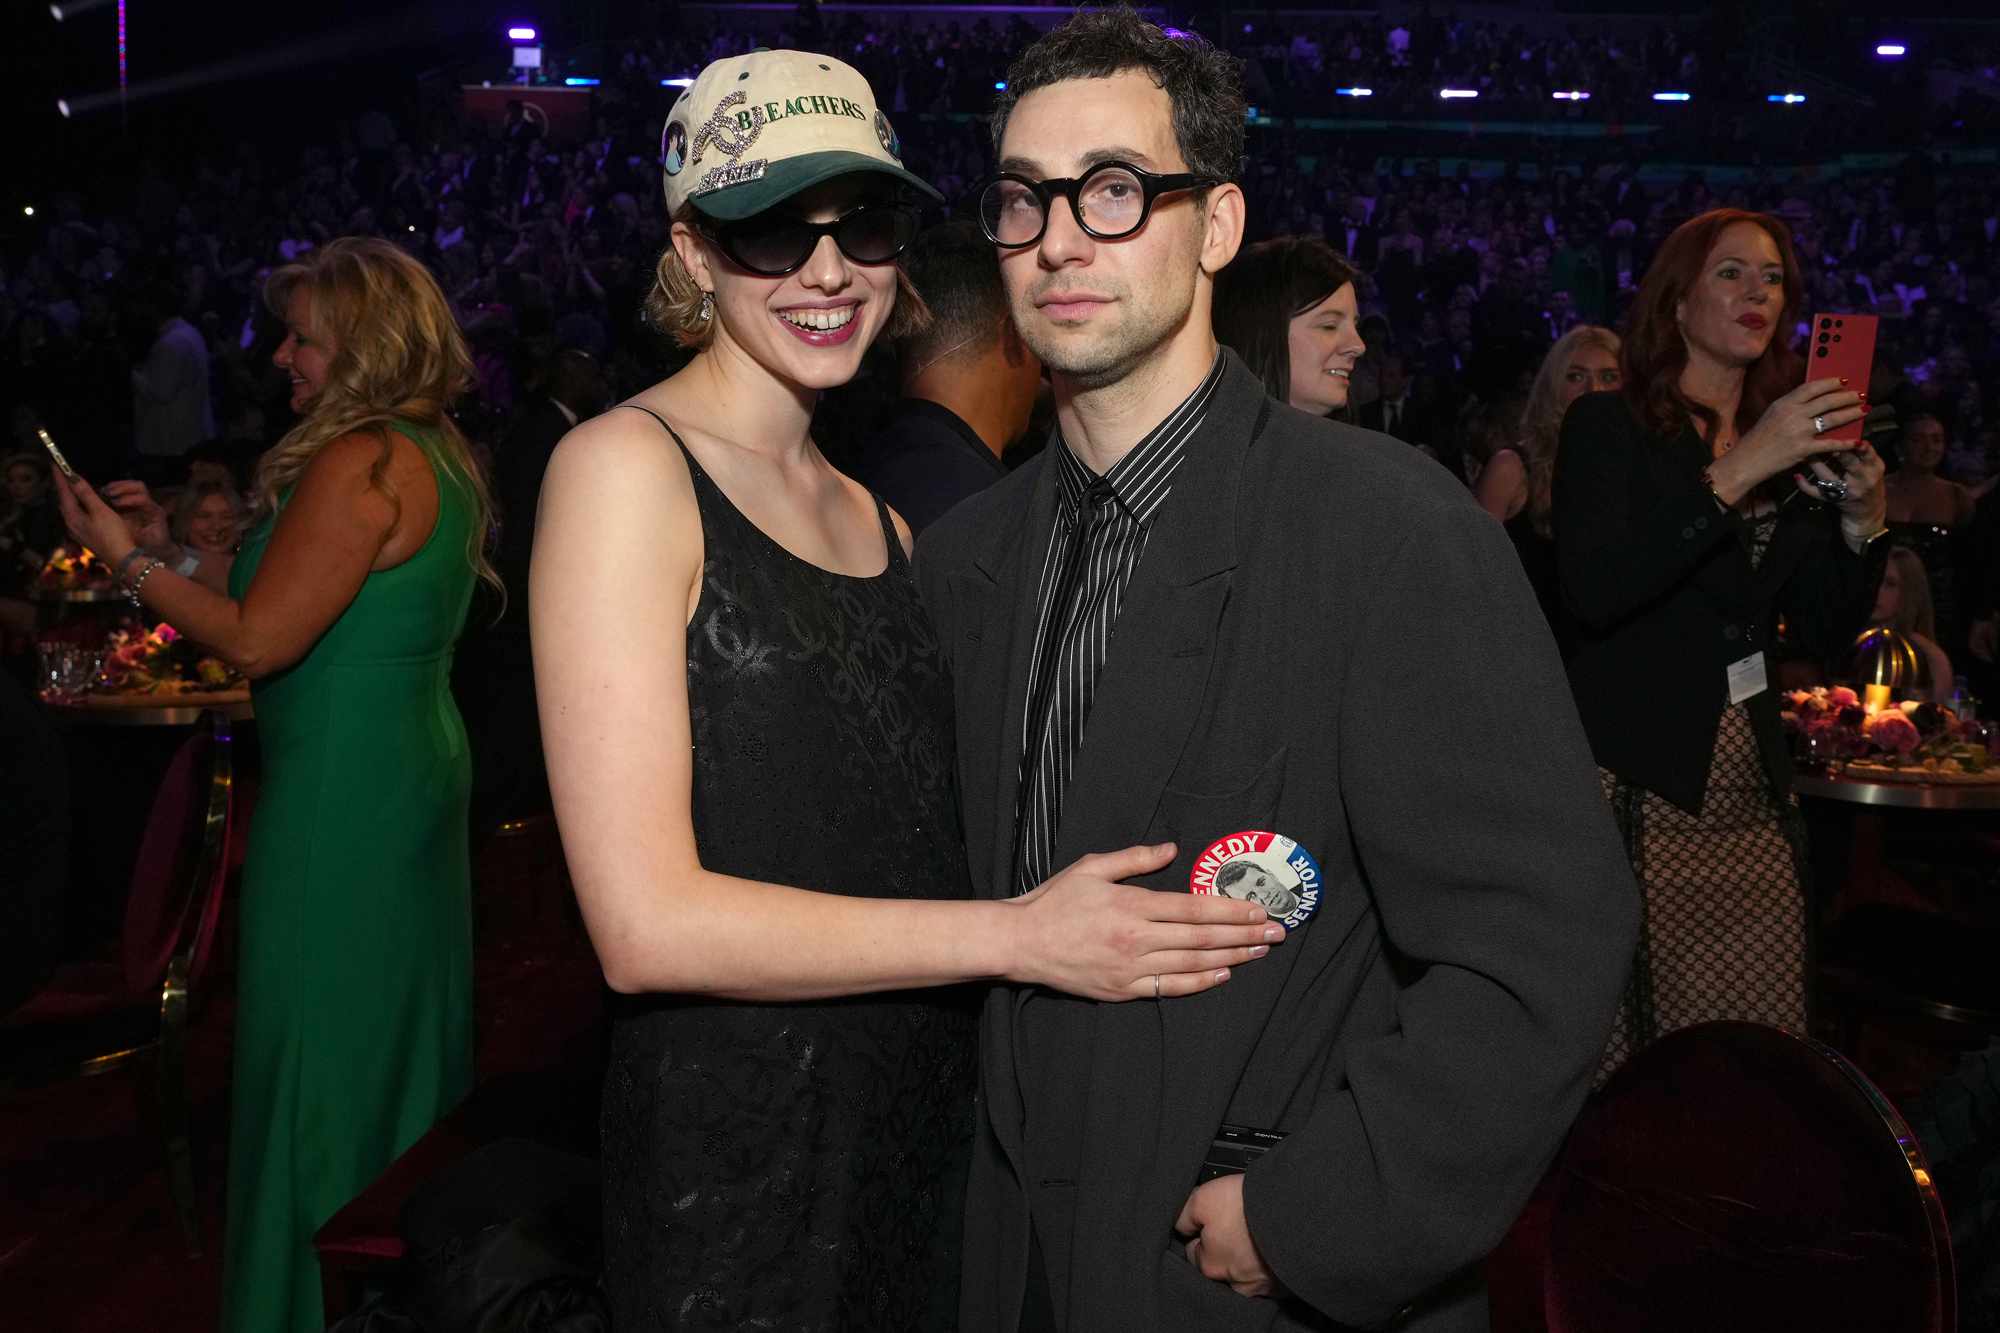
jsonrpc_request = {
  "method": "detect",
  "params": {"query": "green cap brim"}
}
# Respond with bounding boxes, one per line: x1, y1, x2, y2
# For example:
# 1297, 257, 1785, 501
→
690, 150, 943, 221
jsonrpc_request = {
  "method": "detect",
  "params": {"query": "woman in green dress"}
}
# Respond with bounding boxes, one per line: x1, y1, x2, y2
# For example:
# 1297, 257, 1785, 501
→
57, 236, 498, 1332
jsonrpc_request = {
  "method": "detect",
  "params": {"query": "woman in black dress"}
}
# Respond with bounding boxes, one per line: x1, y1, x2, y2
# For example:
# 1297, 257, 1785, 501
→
1554, 208, 1889, 1072
530, 52, 1278, 1329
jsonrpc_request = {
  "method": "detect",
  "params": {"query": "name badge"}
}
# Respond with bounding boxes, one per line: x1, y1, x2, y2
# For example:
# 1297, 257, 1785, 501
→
1726, 651, 1768, 706
1189, 830, 1322, 932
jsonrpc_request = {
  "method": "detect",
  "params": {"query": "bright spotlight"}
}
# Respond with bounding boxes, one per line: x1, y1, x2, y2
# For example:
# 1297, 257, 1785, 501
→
24, 206, 36, 217
50, 3, 64, 18
1875, 43, 1906, 58
660, 77, 693, 88
1438, 88, 1479, 100
1552, 90, 1591, 101
1652, 91, 1692, 102
507, 26, 537, 41
1335, 87, 1373, 97
56, 98, 71, 117
1767, 93, 1807, 104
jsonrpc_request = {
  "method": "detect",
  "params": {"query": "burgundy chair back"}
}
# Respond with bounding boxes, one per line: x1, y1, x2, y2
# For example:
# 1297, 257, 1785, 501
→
119, 713, 233, 998
1545, 1021, 1953, 1333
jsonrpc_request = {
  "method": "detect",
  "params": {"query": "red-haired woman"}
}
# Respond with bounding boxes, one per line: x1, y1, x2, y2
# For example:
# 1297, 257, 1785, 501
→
1553, 209, 1889, 1071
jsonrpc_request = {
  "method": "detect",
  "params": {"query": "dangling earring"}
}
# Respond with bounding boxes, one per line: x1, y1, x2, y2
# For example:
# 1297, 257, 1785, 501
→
699, 292, 714, 322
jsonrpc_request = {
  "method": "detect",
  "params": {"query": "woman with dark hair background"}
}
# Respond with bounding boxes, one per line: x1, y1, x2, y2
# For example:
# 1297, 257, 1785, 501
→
1211, 235, 1364, 416
1554, 208, 1888, 1072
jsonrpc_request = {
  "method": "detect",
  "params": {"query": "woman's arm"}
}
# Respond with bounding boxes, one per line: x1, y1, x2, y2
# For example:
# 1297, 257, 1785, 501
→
1472, 447, 1527, 522
530, 413, 1276, 1004
58, 433, 432, 678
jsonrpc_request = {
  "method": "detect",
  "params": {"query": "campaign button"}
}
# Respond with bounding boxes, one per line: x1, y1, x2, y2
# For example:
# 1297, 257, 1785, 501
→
1188, 830, 1322, 932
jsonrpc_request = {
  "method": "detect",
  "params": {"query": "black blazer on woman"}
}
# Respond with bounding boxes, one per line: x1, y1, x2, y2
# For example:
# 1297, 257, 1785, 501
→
1554, 391, 1884, 814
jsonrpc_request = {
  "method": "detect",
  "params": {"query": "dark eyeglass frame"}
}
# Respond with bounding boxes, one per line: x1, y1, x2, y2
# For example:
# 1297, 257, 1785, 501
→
972, 160, 1224, 248
698, 203, 920, 277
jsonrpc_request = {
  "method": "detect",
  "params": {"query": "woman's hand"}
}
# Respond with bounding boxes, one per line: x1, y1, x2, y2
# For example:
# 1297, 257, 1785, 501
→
1708, 379, 1866, 505
1823, 439, 1887, 541
1005, 844, 1281, 1001
52, 474, 140, 567
97, 480, 173, 551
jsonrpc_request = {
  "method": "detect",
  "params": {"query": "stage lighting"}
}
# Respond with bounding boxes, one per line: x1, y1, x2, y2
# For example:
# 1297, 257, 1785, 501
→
1552, 90, 1590, 101
56, 98, 71, 117
1439, 88, 1478, 100
1652, 91, 1692, 102
1875, 43, 1906, 58
1767, 93, 1807, 104
50, 3, 63, 18
1335, 87, 1373, 97
564, 76, 599, 86
23, 206, 35, 217
507, 26, 537, 41
660, 77, 693, 87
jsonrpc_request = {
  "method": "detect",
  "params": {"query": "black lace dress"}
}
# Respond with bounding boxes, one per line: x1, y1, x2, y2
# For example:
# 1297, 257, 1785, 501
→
600, 412, 977, 1331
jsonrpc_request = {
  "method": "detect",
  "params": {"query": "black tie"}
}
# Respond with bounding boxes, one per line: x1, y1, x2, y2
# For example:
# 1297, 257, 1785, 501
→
1013, 479, 1116, 893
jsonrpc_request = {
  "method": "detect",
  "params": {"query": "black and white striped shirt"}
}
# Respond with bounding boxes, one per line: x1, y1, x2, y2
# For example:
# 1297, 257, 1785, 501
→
1012, 353, 1226, 893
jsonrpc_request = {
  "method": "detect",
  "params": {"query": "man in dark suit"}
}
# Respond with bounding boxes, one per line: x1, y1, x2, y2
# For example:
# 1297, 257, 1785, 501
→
463, 348, 608, 829
1356, 350, 1431, 450
851, 221, 1043, 533
916, 13, 1637, 1332
1334, 194, 1380, 271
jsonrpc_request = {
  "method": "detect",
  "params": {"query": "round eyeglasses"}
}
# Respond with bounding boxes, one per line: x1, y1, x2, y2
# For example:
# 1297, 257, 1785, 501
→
972, 161, 1223, 249
701, 204, 920, 277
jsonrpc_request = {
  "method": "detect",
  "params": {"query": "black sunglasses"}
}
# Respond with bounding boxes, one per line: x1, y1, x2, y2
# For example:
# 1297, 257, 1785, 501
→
972, 161, 1223, 249
700, 204, 920, 277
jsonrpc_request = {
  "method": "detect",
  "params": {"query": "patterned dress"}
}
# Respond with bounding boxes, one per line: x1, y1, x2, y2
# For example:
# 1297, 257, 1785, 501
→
1599, 510, 1808, 1074
599, 410, 977, 1330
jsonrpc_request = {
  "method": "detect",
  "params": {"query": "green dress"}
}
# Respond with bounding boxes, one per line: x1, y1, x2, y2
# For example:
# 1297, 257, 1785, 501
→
222, 423, 477, 1332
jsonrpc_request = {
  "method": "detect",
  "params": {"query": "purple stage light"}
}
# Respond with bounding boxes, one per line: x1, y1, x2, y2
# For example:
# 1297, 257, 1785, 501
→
1551, 90, 1591, 101
1438, 88, 1478, 100
507, 26, 537, 41
1875, 43, 1906, 58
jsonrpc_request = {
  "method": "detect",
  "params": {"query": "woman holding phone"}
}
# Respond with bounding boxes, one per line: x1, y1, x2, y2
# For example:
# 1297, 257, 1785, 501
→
530, 51, 1276, 1328
57, 237, 493, 1332
1554, 209, 1888, 1072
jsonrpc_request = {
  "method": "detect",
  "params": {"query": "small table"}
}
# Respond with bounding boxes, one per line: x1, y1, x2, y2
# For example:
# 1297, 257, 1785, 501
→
1794, 770, 2000, 813
48, 687, 254, 728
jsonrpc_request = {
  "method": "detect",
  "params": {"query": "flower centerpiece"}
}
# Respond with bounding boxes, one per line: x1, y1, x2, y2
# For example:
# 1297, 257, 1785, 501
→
95, 620, 241, 695
36, 544, 115, 593
1782, 686, 1997, 783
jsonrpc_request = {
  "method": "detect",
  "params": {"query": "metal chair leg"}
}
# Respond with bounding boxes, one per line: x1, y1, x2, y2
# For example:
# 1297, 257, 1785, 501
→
159, 951, 201, 1255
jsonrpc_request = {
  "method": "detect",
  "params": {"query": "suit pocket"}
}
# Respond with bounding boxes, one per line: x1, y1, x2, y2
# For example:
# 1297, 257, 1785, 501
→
1157, 1245, 1326, 1331
1135, 748, 1288, 894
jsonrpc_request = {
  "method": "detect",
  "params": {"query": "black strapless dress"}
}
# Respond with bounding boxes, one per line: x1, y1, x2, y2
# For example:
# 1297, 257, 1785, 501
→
600, 409, 977, 1331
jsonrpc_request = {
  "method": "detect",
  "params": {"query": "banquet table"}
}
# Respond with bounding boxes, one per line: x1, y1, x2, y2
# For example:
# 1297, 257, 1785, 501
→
46, 687, 254, 728
1794, 769, 2000, 813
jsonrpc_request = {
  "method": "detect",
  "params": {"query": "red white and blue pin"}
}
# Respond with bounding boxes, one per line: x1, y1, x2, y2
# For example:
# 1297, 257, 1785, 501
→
1189, 831, 1322, 932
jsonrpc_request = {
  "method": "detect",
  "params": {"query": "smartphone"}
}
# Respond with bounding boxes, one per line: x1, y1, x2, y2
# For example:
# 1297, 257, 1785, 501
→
1804, 313, 1878, 445
35, 427, 78, 481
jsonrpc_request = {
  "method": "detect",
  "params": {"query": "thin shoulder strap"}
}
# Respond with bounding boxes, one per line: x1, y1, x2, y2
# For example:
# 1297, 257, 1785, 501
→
870, 493, 907, 572
617, 402, 697, 465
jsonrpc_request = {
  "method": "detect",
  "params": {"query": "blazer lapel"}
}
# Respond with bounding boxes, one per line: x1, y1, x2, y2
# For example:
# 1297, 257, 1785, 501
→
973, 452, 1063, 899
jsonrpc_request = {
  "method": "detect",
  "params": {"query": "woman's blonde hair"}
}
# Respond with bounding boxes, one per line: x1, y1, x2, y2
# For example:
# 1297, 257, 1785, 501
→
254, 237, 499, 596
1883, 546, 1937, 640
646, 200, 930, 349
1521, 325, 1621, 539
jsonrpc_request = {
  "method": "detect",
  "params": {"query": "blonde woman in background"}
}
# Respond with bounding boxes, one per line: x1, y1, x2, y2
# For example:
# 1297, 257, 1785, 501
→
1872, 546, 1955, 702
1477, 324, 1623, 524
1493, 326, 1623, 647
59, 236, 497, 1333
170, 479, 248, 556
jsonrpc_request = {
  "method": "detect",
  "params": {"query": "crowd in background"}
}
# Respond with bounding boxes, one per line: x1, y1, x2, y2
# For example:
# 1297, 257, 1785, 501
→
6, 15, 2000, 654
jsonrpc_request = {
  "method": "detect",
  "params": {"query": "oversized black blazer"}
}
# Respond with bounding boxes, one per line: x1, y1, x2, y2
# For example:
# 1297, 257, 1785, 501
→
1553, 392, 1884, 814
914, 353, 1638, 1333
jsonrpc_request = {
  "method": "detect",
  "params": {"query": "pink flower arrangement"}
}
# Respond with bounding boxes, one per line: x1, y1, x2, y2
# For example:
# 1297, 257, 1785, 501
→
1861, 710, 1922, 755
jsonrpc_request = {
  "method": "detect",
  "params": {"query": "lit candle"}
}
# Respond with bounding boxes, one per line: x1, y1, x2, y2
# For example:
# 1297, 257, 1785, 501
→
1863, 683, 1892, 715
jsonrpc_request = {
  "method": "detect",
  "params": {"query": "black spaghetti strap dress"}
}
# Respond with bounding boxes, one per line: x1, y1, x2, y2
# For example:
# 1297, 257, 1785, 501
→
599, 406, 977, 1330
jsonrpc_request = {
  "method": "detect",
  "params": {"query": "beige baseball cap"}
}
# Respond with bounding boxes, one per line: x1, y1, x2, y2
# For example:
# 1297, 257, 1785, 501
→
659, 48, 941, 221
